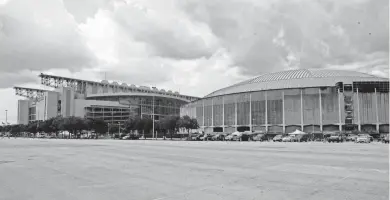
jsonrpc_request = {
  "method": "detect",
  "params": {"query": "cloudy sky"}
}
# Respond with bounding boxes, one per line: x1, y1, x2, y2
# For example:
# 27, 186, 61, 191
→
0, 0, 388, 123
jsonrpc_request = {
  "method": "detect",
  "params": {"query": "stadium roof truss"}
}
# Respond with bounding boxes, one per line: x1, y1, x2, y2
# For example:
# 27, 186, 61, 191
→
13, 86, 48, 101
38, 73, 200, 102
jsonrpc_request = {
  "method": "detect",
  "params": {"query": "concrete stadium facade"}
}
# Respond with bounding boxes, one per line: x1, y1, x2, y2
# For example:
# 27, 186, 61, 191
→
16, 74, 200, 126
180, 69, 389, 134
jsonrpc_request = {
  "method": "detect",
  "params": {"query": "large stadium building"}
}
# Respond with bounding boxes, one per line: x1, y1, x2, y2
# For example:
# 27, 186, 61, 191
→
15, 73, 200, 126
180, 69, 389, 134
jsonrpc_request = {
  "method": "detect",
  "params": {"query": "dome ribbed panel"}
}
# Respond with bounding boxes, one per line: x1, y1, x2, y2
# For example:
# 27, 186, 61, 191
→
204, 68, 388, 98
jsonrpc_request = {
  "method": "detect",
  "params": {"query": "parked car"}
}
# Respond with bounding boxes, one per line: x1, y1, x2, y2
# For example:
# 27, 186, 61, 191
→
191, 133, 202, 141
121, 135, 130, 140
327, 135, 343, 143
356, 135, 371, 143
346, 134, 358, 142
200, 133, 213, 141
358, 134, 373, 142
295, 134, 310, 142
211, 133, 226, 141
239, 133, 251, 141
273, 135, 283, 142
252, 133, 267, 141
282, 136, 296, 142
121, 134, 139, 140
381, 135, 389, 143
232, 132, 244, 141
224, 133, 234, 141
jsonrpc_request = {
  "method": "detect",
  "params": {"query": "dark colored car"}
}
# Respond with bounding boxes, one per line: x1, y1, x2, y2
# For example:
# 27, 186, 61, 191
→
212, 133, 226, 141
295, 134, 311, 142
327, 135, 343, 143
231, 133, 250, 141
121, 134, 139, 140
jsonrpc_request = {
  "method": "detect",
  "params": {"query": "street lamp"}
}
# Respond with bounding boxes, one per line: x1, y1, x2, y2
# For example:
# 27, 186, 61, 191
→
152, 95, 155, 140
118, 122, 122, 139
107, 123, 110, 137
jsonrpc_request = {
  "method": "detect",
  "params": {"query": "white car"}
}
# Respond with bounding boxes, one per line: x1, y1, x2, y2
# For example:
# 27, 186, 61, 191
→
225, 134, 234, 141
356, 136, 371, 143
282, 136, 295, 142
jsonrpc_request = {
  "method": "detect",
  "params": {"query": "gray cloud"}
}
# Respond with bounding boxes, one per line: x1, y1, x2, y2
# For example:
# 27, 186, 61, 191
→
62, 0, 111, 24
180, 0, 389, 75
0, 0, 97, 74
112, 3, 218, 60
0, 71, 38, 88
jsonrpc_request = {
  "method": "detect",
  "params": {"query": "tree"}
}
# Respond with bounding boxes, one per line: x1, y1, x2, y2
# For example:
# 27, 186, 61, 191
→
160, 116, 180, 140
27, 121, 38, 135
175, 116, 199, 140
124, 116, 136, 133
91, 119, 108, 136
59, 116, 87, 138
142, 117, 153, 136
134, 116, 144, 135
189, 118, 199, 130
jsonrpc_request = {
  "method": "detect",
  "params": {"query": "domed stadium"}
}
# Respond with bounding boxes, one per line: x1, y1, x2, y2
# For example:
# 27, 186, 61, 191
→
180, 68, 389, 134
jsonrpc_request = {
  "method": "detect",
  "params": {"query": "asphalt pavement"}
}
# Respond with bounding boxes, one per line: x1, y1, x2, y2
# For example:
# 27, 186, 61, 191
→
0, 138, 388, 200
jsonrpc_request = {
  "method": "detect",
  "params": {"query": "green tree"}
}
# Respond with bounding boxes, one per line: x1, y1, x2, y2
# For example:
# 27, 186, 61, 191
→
27, 121, 38, 135
160, 116, 180, 140
124, 116, 136, 133
142, 117, 153, 136
60, 116, 87, 138
189, 118, 199, 130
134, 116, 144, 135
91, 119, 108, 136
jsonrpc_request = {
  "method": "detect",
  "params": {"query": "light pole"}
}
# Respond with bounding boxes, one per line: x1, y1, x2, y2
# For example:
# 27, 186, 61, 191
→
118, 122, 121, 139
5, 110, 7, 124
107, 123, 110, 138
152, 95, 155, 140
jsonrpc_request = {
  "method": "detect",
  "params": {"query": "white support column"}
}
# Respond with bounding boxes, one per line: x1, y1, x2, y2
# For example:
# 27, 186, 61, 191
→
300, 89, 304, 131
357, 89, 361, 131
319, 88, 323, 132
375, 88, 379, 132
282, 90, 285, 133
202, 100, 205, 131
211, 98, 214, 128
249, 93, 252, 132
338, 89, 342, 131
265, 91, 268, 132
235, 97, 238, 131
222, 96, 225, 132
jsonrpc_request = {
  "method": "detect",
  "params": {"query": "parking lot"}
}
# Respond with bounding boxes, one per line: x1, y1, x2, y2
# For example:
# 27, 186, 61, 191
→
0, 139, 388, 200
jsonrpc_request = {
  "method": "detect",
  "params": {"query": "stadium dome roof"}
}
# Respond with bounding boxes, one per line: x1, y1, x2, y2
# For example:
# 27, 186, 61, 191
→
205, 68, 388, 98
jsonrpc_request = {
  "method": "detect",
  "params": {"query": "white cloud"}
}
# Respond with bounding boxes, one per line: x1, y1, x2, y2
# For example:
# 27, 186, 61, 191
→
0, 0, 388, 124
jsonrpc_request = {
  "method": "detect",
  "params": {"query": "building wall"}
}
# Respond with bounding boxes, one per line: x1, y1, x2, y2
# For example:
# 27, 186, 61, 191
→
73, 99, 128, 118
180, 87, 389, 133
17, 100, 30, 125
45, 91, 59, 120
31, 99, 44, 121
60, 87, 75, 117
